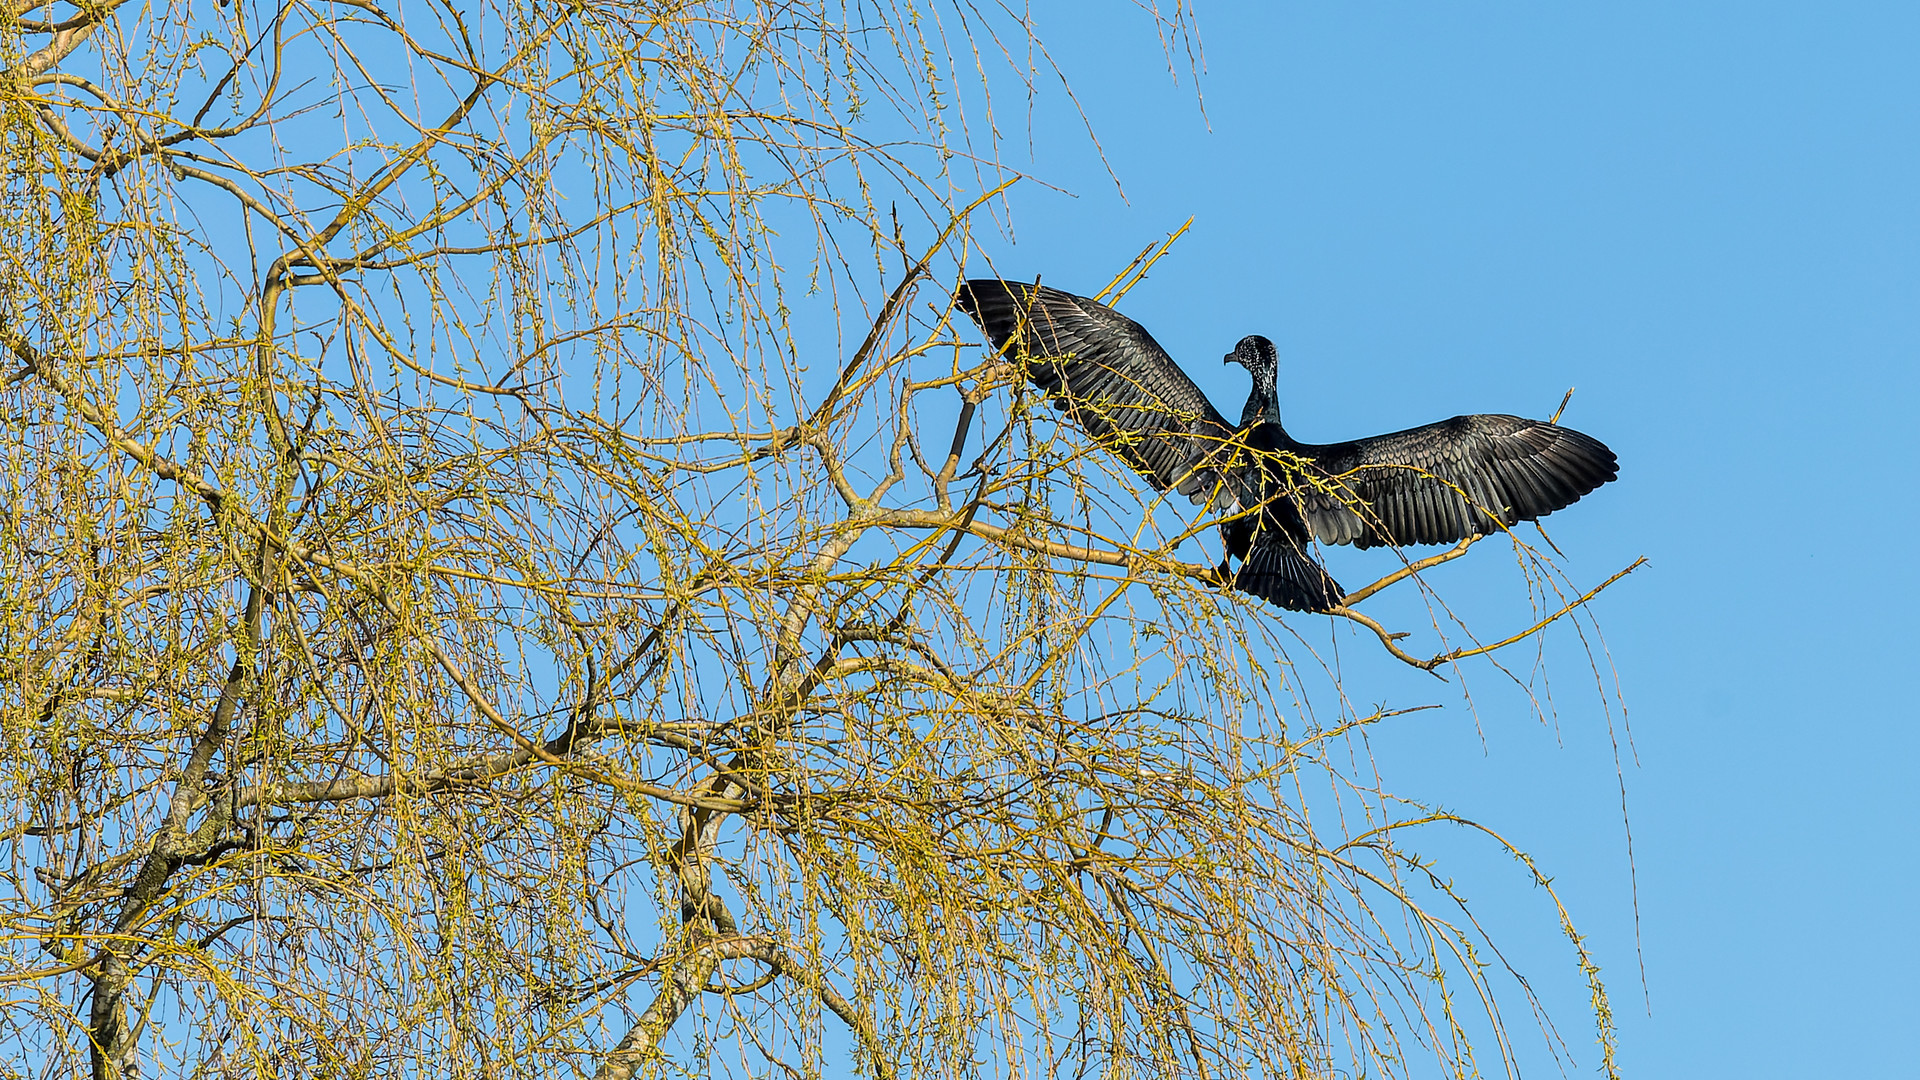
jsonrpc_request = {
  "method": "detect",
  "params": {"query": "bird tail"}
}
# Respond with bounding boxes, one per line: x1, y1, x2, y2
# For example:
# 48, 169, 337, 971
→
1232, 539, 1345, 613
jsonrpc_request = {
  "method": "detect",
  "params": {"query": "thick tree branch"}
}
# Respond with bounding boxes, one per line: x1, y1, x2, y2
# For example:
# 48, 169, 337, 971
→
593, 937, 770, 1080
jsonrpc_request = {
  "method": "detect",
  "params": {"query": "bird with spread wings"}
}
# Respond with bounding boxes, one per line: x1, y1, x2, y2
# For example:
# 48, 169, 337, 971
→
955, 279, 1618, 612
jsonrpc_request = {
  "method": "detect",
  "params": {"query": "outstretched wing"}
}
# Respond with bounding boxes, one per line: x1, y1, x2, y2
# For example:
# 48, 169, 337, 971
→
956, 280, 1238, 504
1293, 414, 1618, 549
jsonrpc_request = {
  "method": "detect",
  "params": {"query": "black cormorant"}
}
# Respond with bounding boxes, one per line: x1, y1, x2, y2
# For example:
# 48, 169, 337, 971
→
955, 279, 1618, 612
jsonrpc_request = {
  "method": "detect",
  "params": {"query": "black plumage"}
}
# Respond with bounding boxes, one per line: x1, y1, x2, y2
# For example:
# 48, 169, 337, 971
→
954, 279, 1618, 613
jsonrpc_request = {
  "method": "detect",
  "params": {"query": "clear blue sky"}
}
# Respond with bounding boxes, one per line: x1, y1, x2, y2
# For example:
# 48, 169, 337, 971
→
981, 3, 1918, 1075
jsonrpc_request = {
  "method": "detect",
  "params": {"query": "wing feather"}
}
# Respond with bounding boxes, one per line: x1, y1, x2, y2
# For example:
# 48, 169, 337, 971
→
956, 280, 1238, 504
1293, 415, 1617, 549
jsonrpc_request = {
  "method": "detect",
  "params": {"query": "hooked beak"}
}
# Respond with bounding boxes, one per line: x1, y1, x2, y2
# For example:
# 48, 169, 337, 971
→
1222, 352, 1236, 366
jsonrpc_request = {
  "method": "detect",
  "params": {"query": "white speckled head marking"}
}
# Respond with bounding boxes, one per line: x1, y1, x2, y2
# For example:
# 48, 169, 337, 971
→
1225, 335, 1279, 427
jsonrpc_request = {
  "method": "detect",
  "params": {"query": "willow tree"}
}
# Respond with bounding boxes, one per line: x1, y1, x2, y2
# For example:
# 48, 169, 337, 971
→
0, 2, 1633, 1078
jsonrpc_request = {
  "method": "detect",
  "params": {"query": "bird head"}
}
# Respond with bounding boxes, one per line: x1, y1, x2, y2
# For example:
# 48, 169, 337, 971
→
1224, 334, 1277, 373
